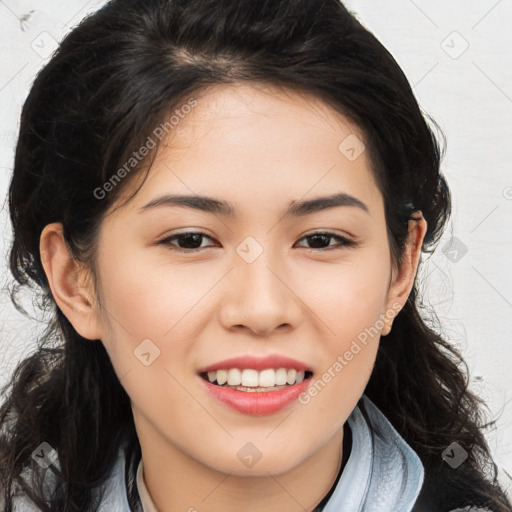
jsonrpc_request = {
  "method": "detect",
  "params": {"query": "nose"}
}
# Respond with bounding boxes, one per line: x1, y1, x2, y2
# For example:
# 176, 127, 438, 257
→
219, 250, 303, 337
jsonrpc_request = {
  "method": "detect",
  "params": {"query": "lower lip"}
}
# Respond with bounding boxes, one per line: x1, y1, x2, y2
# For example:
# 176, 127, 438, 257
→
199, 376, 311, 416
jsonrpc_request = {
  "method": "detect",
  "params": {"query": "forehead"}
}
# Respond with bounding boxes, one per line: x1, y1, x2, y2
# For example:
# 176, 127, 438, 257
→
110, 82, 383, 220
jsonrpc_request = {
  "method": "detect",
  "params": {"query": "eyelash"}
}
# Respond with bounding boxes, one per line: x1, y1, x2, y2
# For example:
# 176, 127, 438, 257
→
157, 231, 358, 253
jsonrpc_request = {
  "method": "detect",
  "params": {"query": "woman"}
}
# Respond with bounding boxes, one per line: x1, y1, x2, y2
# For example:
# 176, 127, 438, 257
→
1, 0, 510, 510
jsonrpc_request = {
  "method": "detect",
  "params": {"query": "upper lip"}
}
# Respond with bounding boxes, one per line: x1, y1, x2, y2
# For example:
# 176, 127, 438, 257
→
197, 354, 312, 373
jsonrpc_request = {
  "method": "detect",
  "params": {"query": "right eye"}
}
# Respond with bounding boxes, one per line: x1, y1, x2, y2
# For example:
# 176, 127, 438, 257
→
158, 231, 219, 252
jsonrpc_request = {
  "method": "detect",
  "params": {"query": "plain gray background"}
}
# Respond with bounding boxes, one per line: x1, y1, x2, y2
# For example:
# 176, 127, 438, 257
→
1, 0, 511, 496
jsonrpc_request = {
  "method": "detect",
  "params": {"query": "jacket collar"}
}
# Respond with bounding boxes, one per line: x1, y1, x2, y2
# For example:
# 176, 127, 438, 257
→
322, 394, 424, 511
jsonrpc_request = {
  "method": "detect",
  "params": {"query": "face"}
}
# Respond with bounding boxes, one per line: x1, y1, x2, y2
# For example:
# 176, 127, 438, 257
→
71, 83, 408, 476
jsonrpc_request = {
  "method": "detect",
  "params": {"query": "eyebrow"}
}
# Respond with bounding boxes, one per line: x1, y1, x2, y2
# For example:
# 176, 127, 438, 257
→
138, 192, 370, 218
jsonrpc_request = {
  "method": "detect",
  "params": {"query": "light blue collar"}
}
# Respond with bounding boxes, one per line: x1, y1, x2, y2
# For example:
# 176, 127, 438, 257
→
323, 394, 424, 512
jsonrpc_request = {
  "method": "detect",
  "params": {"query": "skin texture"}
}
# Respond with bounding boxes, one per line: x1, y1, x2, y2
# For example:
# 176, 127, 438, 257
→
40, 82, 427, 512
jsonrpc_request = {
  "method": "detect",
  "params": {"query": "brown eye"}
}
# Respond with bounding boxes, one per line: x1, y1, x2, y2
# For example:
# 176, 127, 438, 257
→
159, 232, 218, 252
295, 232, 357, 251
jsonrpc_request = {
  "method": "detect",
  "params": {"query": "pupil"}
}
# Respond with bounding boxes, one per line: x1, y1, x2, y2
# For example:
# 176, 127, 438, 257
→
308, 234, 329, 248
181, 233, 202, 248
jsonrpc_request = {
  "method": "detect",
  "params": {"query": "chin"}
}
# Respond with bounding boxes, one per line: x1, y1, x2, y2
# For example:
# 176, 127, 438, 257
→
199, 444, 309, 477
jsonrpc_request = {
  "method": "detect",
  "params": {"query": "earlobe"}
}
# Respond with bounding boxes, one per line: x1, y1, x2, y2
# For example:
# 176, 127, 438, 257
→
383, 212, 428, 331
40, 223, 102, 340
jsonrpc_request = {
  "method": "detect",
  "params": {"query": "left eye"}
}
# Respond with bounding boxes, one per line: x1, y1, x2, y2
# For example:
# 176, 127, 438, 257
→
295, 232, 356, 250
158, 231, 356, 252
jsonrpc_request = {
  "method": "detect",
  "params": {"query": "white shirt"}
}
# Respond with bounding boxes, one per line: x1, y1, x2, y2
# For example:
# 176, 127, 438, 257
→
136, 457, 159, 512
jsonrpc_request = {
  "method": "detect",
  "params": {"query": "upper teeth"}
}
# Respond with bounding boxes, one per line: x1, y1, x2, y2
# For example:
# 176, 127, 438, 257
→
206, 368, 305, 387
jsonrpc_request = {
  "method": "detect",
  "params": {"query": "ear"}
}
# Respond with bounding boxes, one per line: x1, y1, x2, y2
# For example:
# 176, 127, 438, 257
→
39, 222, 102, 340
382, 212, 427, 335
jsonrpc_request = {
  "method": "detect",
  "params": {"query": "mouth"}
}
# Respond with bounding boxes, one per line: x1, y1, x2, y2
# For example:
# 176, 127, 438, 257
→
196, 354, 314, 415
199, 368, 314, 392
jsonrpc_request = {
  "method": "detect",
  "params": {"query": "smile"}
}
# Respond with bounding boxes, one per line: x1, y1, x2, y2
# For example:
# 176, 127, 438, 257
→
197, 361, 315, 417
199, 368, 313, 391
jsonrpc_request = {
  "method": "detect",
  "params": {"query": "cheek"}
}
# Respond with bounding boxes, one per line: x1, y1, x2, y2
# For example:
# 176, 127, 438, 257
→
295, 248, 390, 392
297, 248, 391, 333
296, 265, 385, 430
92, 246, 203, 398
94, 252, 201, 433
96, 245, 208, 343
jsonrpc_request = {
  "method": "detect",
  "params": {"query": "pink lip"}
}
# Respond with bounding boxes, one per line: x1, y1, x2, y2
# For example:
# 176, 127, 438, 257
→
198, 376, 311, 416
197, 354, 311, 373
